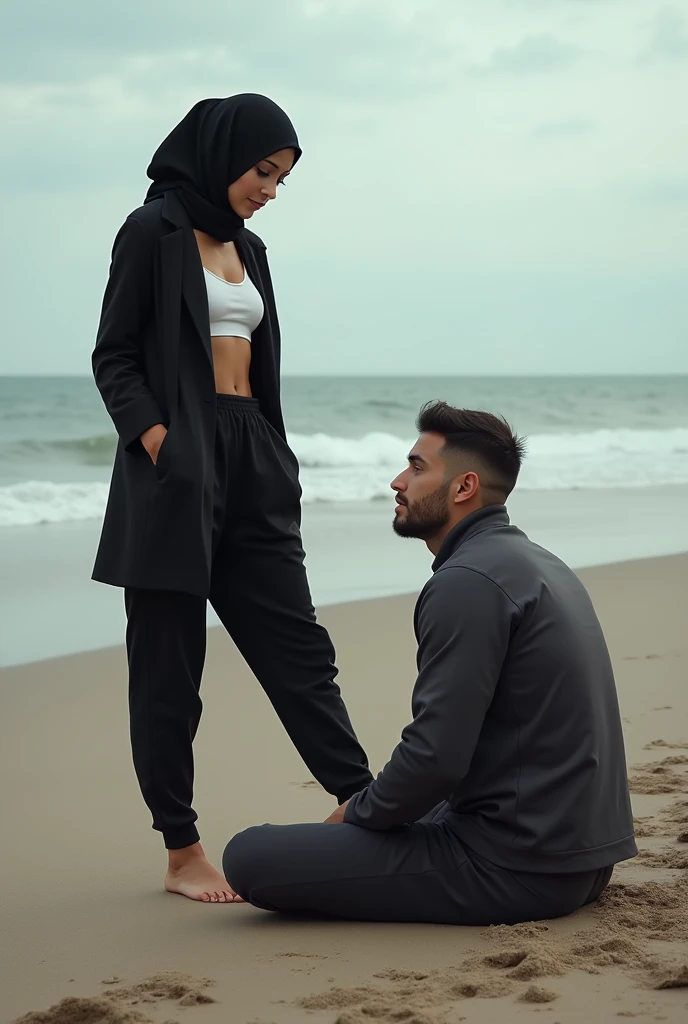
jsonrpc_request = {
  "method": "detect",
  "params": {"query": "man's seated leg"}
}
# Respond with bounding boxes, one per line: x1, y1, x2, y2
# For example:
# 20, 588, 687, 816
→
223, 819, 613, 925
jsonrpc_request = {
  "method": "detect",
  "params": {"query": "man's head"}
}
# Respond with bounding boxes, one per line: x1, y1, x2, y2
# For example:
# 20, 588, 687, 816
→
391, 402, 526, 550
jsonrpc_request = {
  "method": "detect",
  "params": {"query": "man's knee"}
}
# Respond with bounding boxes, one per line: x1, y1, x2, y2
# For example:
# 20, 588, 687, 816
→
223, 825, 271, 898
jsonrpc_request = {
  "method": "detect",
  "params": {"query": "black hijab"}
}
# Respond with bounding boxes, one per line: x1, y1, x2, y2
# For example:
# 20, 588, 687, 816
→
145, 94, 301, 242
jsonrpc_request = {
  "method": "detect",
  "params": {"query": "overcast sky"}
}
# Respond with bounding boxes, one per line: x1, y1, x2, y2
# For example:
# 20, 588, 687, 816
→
1, 0, 687, 375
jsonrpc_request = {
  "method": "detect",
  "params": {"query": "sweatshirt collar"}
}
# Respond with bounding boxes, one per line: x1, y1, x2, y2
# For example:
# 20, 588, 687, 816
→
431, 504, 510, 572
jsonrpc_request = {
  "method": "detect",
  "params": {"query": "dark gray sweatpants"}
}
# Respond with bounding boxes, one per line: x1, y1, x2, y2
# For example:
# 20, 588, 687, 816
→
223, 803, 613, 926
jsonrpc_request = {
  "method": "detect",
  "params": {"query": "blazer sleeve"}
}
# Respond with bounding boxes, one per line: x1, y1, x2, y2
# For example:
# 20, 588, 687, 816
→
92, 217, 164, 451
344, 567, 520, 830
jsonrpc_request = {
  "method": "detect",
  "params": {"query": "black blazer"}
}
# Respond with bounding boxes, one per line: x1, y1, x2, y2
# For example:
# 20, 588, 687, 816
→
92, 192, 290, 597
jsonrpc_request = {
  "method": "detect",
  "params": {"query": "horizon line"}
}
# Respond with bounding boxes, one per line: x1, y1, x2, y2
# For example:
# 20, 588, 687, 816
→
1, 371, 687, 380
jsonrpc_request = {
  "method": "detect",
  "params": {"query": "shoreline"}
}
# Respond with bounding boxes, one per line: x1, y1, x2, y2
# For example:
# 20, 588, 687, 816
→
2, 483, 688, 668
3, 550, 686, 673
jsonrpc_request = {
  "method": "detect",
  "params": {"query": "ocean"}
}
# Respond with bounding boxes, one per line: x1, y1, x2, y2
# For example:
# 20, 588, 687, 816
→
1, 374, 688, 527
2, 373, 687, 666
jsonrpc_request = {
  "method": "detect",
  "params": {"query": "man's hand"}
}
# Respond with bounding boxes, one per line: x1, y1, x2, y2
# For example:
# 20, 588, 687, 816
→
324, 799, 349, 824
140, 423, 167, 465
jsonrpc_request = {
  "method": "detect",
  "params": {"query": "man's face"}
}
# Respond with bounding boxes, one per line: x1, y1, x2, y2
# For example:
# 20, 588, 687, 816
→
391, 433, 453, 540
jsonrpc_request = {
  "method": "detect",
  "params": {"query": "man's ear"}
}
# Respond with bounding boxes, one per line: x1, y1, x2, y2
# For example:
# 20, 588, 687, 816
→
454, 471, 480, 503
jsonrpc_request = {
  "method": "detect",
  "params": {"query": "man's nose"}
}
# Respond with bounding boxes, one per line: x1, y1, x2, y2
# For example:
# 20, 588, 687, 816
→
390, 475, 406, 492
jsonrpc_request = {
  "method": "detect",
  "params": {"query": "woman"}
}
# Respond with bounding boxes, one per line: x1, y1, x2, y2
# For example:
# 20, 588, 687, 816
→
91, 94, 372, 903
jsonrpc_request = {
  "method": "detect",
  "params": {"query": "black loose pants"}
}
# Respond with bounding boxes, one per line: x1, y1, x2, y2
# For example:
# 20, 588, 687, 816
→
223, 802, 614, 926
125, 395, 372, 849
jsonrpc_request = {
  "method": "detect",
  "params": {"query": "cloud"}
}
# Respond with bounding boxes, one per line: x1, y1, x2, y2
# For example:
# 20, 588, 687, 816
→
532, 117, 595, 140
641, 7, 688, 62
478, 33, 583, 74
0, 0, 455, 193
1, 0, 688, 376
0, 0, 452, 97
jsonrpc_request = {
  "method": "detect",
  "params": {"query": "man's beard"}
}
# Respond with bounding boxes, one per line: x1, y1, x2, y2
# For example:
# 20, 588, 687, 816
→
393, 481, 451, 540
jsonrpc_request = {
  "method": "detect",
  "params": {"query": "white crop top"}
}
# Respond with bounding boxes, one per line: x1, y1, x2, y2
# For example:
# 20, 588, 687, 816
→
203, 266, 264, 342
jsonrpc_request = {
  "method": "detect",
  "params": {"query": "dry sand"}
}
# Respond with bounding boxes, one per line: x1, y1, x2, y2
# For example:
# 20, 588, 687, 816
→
2, 553, 688, 1024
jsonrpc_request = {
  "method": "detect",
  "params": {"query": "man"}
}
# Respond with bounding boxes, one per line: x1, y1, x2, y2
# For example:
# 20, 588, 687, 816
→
223, 402, 637, 924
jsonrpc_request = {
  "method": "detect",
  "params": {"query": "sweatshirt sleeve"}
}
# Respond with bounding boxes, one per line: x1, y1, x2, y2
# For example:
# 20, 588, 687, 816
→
344, 566, 520, 830
91, 217, 164, 451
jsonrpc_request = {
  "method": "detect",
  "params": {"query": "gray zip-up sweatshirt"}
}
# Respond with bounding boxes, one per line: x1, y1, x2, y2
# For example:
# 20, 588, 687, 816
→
344, 505, 637, 873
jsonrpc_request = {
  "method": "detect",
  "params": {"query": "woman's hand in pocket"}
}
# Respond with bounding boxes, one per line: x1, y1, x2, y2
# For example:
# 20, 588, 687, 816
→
140, 424, 168, 465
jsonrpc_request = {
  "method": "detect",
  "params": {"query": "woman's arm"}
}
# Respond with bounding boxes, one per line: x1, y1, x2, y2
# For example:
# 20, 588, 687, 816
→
92, 217, 165, 452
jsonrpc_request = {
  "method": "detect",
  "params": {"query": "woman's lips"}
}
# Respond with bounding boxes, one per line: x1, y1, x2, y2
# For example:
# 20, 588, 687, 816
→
248, 199, 265, 210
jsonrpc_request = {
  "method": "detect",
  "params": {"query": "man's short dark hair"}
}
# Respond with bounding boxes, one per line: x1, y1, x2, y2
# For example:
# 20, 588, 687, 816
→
416, 401, 526, 501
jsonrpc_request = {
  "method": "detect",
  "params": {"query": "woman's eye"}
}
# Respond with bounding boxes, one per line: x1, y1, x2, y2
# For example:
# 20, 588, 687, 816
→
256, 168, 269, 178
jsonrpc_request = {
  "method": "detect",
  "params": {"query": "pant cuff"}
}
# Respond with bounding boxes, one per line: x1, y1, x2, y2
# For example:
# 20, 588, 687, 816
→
163, 823, 201, 850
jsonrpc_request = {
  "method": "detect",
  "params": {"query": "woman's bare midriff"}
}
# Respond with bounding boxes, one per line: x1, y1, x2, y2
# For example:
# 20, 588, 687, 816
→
212, 335, 252, 396
192, 231, 254, 395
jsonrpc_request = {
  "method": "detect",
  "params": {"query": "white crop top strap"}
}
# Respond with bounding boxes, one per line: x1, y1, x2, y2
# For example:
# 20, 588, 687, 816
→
203, 266, 264, 342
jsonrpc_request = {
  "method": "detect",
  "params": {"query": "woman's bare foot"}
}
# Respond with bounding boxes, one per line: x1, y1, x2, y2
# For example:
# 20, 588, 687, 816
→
165, 842, 242, 903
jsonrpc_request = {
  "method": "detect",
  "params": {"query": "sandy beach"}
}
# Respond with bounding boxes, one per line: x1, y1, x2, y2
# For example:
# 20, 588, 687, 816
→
2, 554, 687, 1024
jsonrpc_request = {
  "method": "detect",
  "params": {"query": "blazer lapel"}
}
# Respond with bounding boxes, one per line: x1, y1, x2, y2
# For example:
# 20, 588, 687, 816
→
158, 230, 183, 420
235, 232, 264, 304
160, 192, 213, 378
181, 231, 213, 372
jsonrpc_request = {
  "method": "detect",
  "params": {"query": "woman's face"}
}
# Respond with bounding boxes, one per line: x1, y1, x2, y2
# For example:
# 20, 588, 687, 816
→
228, 148, 295, 219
